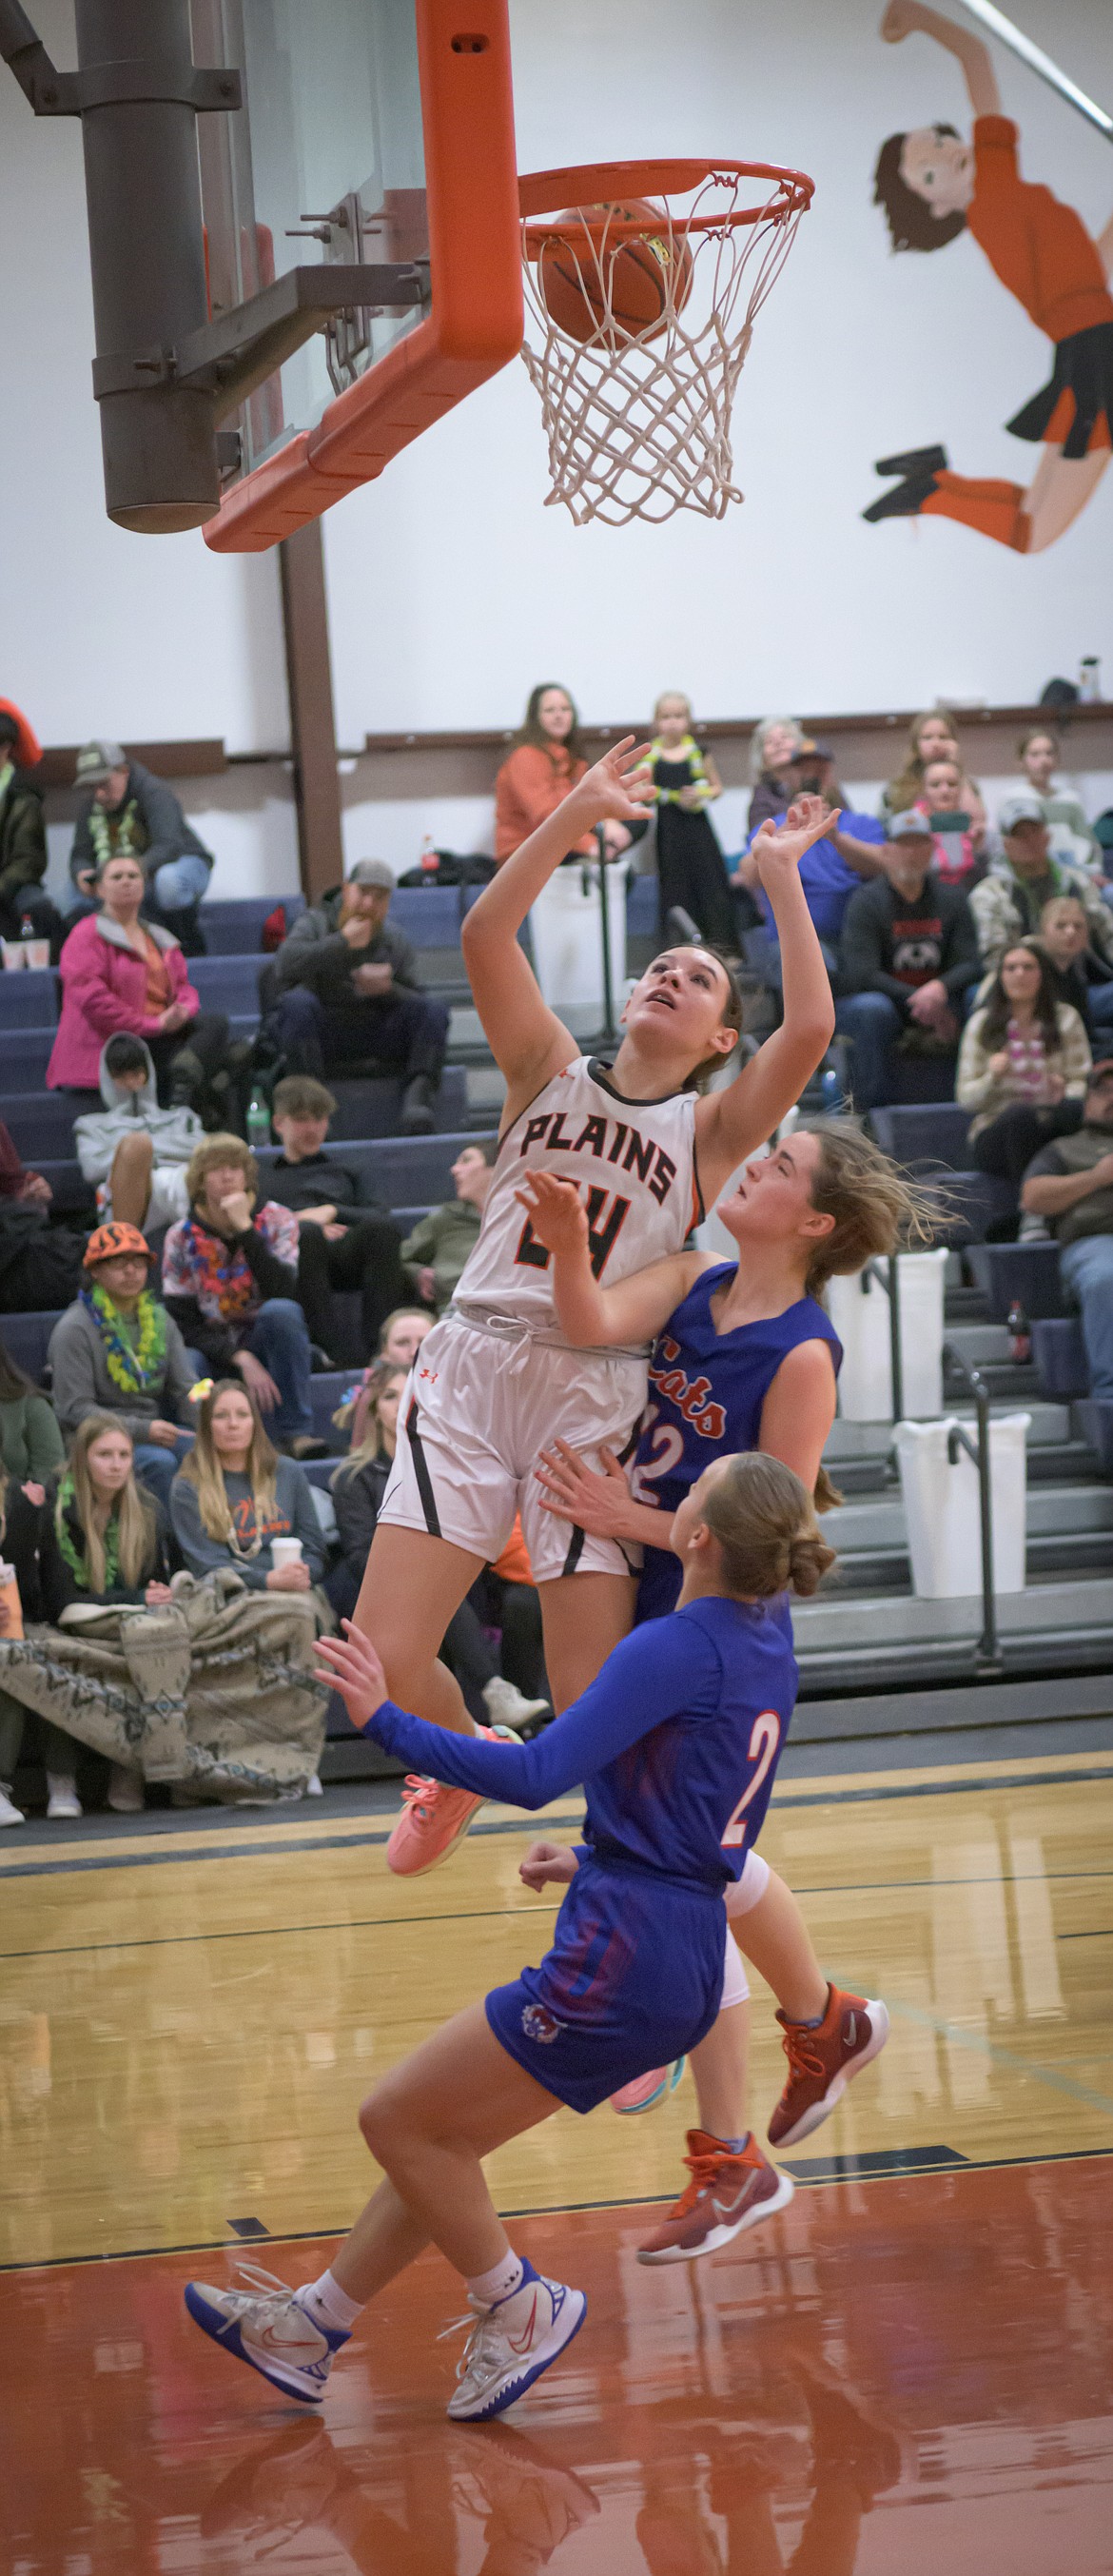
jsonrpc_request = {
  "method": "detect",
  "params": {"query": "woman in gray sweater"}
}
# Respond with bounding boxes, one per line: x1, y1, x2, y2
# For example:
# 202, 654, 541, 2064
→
170, 1379, 326, 1591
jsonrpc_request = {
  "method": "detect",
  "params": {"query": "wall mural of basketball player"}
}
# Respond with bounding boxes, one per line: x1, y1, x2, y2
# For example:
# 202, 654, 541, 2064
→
865, 0, 1113, 554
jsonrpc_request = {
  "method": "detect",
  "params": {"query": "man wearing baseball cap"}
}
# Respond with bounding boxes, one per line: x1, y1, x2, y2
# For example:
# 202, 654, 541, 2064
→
68, 741, 213, 950
1022, 1061, 1113, 1405
970, 796, 1113, 984
48, 1223, 198, 1507
267, 860, 449, 1136
835, 810, 980, 1111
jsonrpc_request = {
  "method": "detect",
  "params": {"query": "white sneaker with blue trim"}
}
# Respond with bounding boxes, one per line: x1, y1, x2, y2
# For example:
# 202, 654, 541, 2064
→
184, 2265, 349, 2404
442, 2258, 586, 2422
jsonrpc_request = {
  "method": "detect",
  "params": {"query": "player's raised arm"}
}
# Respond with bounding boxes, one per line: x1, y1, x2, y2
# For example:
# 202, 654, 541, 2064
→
514, 1170, 706, 1347
694, 796, 836, 1203
461, 738, 654, 1117
881, 1, 1001, 116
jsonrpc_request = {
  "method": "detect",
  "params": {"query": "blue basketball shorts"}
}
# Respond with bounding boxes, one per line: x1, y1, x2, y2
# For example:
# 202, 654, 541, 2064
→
485, 1855, 726, 2115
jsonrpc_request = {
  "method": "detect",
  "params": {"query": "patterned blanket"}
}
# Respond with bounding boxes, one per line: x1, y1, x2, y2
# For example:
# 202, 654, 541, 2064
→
0, 1568, 328, 1801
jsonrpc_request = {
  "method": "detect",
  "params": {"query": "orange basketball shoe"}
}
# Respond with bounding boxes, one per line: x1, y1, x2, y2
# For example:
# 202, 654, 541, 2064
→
385, 1725, 516, 1878
767, 1986, 890, 2149
637, 2130, 794, 2265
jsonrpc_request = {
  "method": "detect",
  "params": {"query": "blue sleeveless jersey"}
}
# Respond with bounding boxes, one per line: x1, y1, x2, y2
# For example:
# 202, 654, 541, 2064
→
633, 1266, 843, 1622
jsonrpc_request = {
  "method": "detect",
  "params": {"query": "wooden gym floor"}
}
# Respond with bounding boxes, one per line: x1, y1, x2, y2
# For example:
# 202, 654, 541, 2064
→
2, 1736, 1112, 2572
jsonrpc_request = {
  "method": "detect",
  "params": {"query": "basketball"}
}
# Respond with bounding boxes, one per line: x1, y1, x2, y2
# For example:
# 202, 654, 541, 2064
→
536, 198, 694, 347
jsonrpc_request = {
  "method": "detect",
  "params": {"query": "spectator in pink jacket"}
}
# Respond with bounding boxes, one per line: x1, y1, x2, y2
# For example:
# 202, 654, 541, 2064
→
48, 854, 229, 1105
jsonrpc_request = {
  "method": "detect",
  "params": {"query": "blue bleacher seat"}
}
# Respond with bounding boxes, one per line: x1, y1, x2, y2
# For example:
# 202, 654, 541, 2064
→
389, 886, 467, 947
967, 1241, 1066, 1321
0, 967, 58, 1027
869, 1102, 1015, 1242
0, 1309, 63, 1384
626, 877, 658, 937
189, 954, 269, 1014
1032, 1316, 1088, 1399
0, 1092, 93, 1159
0, 1030, 52, 1091
198, 895, 304, 953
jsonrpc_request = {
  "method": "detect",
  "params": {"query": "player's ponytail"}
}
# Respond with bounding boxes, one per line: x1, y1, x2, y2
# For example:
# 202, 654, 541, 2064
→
696, 1452, 836, 1602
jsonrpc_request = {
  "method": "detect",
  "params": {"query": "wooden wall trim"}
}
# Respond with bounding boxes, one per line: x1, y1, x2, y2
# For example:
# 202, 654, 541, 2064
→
279, 521, 344, 901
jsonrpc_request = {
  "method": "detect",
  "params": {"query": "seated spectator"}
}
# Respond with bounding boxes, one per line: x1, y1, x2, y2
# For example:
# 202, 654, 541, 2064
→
956, 944, 1089, 1189
269, 858, 448, 1137
884, 704, 969, 820
0, 1116, 88, 1315
49, 1223, 198, 1508
68, 740, 213, 948
971, 799, 1113, 979
746, 716, 804, 836
735, 743, 887, 971
0, 700, 60, 950
1017, 727, 1103, 877
1034, 896, 1113, 1040
330, 1304, 435, 1450
326, 1362, 546, 1729
48, 853, 230, 1111
1021, 1061, 1113, 1399
264, 1075, 407, 1361
0, 1461, 84, 1827
162, 1136, 323, 1459
915, 755, 986, 890
35, 1414, 176, 1816
401, 1143, 494, 1314
171, 1378, 326, 1601
0, 1332, 64, 1485
836, 812, 979, 1111
73, 1032, 205, 1230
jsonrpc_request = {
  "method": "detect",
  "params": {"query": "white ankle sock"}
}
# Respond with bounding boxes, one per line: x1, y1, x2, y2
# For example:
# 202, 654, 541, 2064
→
468, 2250, 524, 2309
296, 2268, 362, 2333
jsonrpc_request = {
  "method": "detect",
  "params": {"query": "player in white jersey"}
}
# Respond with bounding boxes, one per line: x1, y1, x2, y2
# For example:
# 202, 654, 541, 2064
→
358, 737, 837, 1875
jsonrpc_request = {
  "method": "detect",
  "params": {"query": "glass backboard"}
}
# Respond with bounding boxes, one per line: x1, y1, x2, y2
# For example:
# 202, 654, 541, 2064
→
194, 0, 522, 550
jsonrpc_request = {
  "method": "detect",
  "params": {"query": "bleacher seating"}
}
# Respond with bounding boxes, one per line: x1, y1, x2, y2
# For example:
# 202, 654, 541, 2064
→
1032, 1316, 1088, 1399
869, 1102, 1016, 1242
967, 1240, 1067, 1322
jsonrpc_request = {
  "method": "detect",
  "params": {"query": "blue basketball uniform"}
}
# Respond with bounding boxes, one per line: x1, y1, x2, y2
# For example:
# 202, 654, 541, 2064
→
633, 1268, 843, 1622
363, 1595, 799, 2112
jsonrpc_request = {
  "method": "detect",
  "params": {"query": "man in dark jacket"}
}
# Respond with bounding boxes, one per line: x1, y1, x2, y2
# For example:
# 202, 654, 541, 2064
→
269, 858, 449, 1134
0, 705, 58, 946
835, 811, 980, 1111
68, 740, 213, 949
265, 1073, 407, 1362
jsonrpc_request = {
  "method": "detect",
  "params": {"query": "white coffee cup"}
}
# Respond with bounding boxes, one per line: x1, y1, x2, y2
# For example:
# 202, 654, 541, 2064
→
270, 1536, 303, 1570
27, 940, 50, 971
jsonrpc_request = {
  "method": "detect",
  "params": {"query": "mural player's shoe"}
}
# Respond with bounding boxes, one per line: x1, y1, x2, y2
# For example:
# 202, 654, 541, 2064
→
637, 2130, 794, 2265
863, 443, 947, 520
768, 1987, 890, 2149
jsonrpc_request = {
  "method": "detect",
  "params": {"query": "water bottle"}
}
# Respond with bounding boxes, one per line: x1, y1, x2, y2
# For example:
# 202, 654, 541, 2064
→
420, 835, 439, 881
1079, 657, 1102, 704
820, 1064, 841, 1111
245, 1087, 271, 1149
1006, 1299, 1031, 1365
19, 913, 35, 946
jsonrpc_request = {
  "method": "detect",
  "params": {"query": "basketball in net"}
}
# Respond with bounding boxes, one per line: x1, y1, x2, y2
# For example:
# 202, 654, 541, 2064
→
519, 160, 813, 527
536, 201, 693, 348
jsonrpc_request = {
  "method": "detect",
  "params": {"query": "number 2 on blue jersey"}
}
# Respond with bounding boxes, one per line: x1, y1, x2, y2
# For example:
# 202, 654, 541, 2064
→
721, 1711, 782, 1846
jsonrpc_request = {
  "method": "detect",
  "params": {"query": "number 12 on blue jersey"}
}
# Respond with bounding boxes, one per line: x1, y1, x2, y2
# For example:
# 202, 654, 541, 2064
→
721, 1711, 782, 1847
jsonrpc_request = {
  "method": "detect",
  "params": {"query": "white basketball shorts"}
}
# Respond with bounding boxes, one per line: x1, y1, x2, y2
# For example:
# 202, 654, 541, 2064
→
376, 1310, 648, 1583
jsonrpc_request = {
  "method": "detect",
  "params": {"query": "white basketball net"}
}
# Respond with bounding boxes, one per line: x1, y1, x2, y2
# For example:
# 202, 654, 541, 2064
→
520, 169, 809, 527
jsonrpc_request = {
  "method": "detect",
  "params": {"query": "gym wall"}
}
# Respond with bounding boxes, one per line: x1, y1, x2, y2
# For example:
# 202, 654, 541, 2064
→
2, 0, 1111, 895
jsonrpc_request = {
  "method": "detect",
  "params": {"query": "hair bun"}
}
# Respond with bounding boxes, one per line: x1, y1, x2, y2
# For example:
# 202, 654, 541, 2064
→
788, 1532, 836, 1598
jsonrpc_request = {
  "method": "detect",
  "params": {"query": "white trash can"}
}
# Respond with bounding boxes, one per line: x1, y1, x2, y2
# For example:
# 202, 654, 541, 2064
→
828, 1249, 949, 1422
528, 861, 628, 1013
893, 1410, 1030, 1598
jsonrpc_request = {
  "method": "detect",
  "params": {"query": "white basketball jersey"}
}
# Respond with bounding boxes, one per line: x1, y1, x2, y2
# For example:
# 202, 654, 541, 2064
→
454, 1055, 700, 1347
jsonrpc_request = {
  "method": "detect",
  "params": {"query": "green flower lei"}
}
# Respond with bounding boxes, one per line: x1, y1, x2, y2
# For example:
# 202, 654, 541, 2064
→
83, 1283, 167, 1393
88, 797, 143, 866
56, 1472, 121, 1593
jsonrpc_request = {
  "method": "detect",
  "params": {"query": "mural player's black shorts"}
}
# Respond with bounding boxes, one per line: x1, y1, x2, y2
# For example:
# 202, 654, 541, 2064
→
1007, 321, 1113, 461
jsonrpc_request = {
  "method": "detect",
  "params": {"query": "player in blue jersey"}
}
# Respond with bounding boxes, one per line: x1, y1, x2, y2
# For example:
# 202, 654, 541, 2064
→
184, 1452, 830, 2421
519, 1122, 935, 2253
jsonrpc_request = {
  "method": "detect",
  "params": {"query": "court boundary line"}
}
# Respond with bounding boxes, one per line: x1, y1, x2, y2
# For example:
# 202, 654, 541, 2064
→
3, 2146, 1110, 2277
4, 1759, 1113, 1881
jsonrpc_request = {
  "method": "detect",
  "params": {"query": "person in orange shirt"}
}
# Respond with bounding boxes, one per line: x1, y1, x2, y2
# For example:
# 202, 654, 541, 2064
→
494, 683, 634, 865
868, 0, 1113, 553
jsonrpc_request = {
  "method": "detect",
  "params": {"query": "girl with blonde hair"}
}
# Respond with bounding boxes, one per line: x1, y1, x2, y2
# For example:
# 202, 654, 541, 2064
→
171, 1379, 326, 1592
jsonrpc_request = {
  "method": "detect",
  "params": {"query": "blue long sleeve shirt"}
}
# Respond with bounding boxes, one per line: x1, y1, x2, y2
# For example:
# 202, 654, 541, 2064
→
367, 1594, 797, 1888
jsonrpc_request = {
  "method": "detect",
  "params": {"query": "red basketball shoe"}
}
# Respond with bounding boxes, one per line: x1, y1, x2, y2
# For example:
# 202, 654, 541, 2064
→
636, 2130, 794, 2265
767, 1987, 890, 2150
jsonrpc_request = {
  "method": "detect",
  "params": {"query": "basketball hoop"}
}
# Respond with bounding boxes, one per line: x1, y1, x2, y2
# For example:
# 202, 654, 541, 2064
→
518, 159, 813, 527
